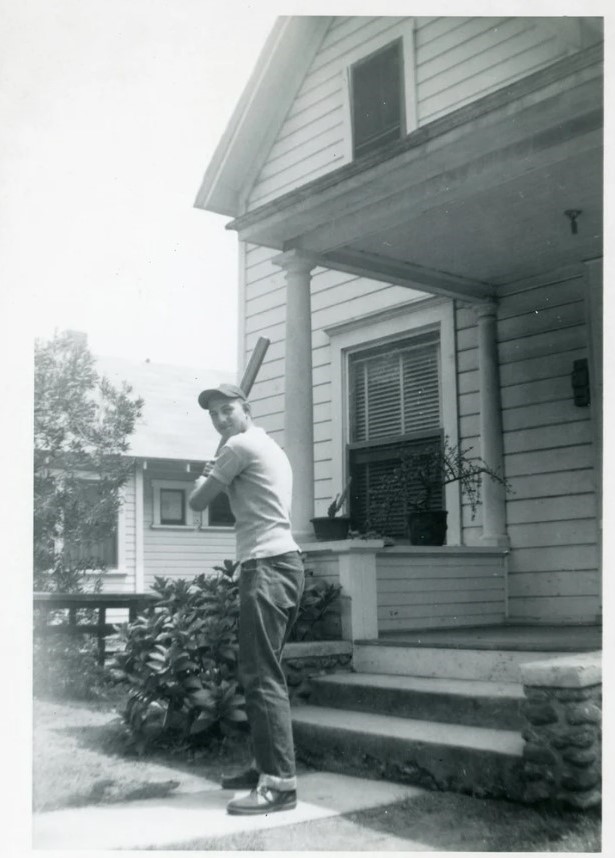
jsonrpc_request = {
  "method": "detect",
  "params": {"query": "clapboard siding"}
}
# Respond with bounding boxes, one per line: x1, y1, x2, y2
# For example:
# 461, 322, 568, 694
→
141, 462, 236, 590
415, 17, 566, 123
247, 16, 572, 209
508, 545, 598, 573
243, 242, 422, 508
456, 270, 599, 621
508, 570, 600, 598
121, 472, 136, 583
376, 550, 506, 631
508, 596, 598, 623
303, 554, 341, 589
249, 17, 414, 208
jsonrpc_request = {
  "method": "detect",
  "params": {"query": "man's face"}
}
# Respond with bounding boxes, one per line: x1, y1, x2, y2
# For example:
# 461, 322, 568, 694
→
208, 396, 250, 439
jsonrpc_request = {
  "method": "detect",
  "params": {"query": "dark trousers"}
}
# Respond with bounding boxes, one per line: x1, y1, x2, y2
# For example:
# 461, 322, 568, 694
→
238, 551, 305, 790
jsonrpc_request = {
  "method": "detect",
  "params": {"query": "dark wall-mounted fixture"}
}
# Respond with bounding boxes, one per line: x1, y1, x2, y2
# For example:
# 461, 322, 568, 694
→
564, 209, 582, 235
571, 358, 590, 406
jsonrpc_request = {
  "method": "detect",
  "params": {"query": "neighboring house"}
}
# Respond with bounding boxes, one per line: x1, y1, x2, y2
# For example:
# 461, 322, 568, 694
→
195, 16, 603, 636
92, 356, 237, 593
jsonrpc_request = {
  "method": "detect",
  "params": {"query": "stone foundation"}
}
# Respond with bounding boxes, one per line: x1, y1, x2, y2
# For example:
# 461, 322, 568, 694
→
520, 652, 601, 808
282, 640, 353, 700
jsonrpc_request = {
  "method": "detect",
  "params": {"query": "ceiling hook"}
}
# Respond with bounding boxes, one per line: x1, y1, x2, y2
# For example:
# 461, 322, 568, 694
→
564, 209, 582, 235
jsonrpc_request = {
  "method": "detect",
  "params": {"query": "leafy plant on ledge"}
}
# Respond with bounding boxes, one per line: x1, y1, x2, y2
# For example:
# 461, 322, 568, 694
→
372, 437, 512, 545
326, 479, 352, 518
311, 479, 352, 540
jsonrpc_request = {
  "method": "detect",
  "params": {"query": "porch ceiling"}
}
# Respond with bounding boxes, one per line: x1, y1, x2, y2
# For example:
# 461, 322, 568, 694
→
335, 150, 603, 288
230, 47, 603, 301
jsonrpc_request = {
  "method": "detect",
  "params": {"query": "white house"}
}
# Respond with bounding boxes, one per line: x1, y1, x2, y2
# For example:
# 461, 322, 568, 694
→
195, 16, 603, 639
93, 355, 237, 593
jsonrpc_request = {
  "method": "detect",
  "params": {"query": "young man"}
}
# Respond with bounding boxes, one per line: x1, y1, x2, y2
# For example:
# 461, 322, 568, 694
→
189, 383, 304, 816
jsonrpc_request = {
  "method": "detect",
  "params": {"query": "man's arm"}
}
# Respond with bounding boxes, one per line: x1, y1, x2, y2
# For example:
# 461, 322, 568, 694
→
188, 474, 226, 512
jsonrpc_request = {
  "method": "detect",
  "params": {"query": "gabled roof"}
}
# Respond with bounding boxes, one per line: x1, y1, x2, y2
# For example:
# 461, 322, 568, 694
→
195, 15, 603, 223
194, 16, 332, 217
96, 356, 234, 462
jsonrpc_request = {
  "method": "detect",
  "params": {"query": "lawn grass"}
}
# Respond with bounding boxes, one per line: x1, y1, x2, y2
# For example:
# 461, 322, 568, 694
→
33, 692, 252, 812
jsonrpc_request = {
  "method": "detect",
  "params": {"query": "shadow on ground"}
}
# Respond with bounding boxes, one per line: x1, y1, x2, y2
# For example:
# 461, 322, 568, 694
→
159, 790, 601, 852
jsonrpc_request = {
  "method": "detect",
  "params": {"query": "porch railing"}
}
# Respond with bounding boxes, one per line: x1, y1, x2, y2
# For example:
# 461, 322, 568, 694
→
33, 592, 158, 665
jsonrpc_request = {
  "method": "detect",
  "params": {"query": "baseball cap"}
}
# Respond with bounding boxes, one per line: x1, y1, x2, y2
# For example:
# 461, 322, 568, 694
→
198, 383, 247, 410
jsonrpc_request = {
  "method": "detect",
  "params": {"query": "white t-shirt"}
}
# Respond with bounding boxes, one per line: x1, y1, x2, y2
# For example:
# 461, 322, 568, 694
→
210, 425, 300, 563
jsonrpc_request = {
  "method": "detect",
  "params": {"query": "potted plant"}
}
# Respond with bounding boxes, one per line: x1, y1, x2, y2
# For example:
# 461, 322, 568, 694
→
371, 438, 512, 546
311, 480, 352, 541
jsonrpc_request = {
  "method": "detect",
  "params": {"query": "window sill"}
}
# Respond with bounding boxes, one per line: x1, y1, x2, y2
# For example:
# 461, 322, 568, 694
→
150, 524, 198, 531
149, 524, 234, 532
198, 525, 235, 533
83, 570, 127, 577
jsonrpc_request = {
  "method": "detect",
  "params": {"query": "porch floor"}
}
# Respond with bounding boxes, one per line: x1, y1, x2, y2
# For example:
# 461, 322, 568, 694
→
371, 623, 602, 652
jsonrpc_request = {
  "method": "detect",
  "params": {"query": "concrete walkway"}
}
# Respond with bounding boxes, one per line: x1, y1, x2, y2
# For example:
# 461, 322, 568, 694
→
33, 771, 429, 850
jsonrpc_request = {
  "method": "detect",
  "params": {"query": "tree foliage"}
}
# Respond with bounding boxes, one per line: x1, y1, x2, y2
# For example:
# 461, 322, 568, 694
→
33, 330, 143, 592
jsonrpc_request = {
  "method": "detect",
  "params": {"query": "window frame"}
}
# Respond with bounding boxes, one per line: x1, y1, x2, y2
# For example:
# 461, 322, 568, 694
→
159, 487, 187, 526
325, 296, 461, 544
152, 480, 197, 530
151, 479, 235, 531
350, 38, 405, 159
340, 20, 418, 163
49, 469, 126, 575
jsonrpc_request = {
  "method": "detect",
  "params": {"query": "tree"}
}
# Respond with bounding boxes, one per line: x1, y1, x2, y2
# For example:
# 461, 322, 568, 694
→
34, 331, 143, 592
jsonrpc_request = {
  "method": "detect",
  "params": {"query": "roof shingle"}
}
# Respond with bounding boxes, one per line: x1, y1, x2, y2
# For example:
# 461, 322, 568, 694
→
96, 356, 235, 461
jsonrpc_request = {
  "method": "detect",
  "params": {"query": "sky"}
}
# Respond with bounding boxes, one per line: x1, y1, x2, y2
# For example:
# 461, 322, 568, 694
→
1, 0, 278, 374
1, 0, 609, 375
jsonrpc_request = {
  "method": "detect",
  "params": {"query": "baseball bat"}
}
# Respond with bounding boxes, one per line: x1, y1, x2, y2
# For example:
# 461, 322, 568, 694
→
239, 336, 270, 396
207, 337, 271, 461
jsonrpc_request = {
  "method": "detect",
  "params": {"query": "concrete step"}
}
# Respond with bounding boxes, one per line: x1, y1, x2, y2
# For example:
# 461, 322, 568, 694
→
309, 672, 525, 730
292, 704, 525, 801
353, 641, 560, 683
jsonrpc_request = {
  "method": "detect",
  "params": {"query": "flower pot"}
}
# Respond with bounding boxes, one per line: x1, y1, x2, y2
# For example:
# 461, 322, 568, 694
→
310, 516, 351, 541
408, 510, 448, 546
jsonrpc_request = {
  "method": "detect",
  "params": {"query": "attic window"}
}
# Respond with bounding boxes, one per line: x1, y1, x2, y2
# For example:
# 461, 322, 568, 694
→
351, 40, 403, 158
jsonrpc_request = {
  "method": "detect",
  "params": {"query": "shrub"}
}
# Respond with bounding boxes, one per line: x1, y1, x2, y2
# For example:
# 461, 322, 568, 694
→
289, 576, 342, 642
112, 560, 342, 752
111, 561, 246, 754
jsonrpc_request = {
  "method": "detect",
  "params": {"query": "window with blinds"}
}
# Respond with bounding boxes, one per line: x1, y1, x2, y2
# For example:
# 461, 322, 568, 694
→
348, 332, 442, 537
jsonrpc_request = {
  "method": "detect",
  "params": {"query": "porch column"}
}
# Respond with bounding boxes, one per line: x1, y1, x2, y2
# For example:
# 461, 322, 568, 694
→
475, 301, 509, 547
273, 250, 315, 540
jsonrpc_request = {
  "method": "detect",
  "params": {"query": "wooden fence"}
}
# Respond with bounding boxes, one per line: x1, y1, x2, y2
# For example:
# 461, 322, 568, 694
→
33, 592, 158, 665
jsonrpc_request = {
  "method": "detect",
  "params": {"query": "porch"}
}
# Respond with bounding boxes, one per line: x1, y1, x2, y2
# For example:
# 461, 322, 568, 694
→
290, 601, 601, 808
232, 42, 603, 630
372, 622, 601, 651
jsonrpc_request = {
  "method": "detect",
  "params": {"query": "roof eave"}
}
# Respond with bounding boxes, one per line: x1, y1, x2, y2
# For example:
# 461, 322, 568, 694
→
194, 16, 333, 218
